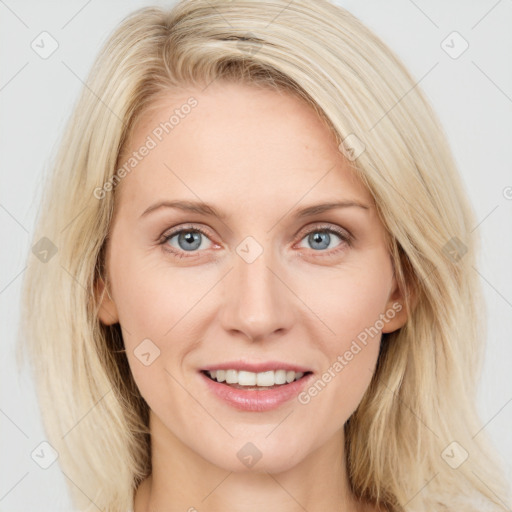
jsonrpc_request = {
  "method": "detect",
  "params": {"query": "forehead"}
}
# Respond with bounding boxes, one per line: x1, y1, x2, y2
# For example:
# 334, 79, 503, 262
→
114, 81, 372, 216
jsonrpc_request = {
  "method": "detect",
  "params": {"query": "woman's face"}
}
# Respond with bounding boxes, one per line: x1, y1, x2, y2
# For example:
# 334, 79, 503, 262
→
98, 81, 407, 473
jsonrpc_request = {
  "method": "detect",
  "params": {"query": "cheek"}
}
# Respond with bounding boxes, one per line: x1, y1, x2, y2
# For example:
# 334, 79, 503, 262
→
109, 238, 207, 342
108, 242, 219, 394
298, 256, 392, 414
305, 252, 393, 345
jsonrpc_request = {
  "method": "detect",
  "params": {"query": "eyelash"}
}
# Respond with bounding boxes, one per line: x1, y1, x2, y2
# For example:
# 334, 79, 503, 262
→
159, 223, 352, 260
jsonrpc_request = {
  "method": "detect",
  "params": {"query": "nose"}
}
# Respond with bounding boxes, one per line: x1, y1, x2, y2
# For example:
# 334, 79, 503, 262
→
219, 244, 296, 342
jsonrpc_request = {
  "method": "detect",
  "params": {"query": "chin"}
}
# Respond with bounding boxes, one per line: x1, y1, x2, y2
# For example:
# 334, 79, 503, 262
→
201, 437, 308, 474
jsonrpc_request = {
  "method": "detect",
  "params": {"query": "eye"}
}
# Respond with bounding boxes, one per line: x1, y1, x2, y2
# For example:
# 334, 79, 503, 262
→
159, 223, 352, 260
160, 225, 215, 259
296, 224, 352, 256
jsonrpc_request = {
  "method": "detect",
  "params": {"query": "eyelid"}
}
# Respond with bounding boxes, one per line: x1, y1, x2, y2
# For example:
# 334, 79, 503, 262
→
160, 223, 213, 241
294, 222, 353, 244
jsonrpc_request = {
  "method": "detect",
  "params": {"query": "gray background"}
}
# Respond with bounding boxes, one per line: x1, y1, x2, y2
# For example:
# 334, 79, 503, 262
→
1, 1, 511, 510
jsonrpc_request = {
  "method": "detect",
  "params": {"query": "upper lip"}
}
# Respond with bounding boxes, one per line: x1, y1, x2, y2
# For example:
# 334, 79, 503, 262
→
201, 360, 313, 373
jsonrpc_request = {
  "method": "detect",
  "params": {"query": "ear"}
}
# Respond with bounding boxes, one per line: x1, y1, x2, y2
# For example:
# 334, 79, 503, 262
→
381, 274, 415, 334
95, 275, 119, 325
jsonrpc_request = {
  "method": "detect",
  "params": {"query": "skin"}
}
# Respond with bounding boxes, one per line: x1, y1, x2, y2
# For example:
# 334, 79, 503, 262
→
96, 80, 408, 512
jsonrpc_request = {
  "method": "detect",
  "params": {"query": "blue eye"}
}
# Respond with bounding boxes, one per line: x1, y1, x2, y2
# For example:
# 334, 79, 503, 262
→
296, 225, 351, 255
162, 226, 213, 258
301, 230, 344, 250
160, 224, 352, 259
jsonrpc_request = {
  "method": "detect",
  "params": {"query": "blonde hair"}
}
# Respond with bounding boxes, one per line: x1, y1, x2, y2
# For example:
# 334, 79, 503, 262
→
18, 1, 511, 511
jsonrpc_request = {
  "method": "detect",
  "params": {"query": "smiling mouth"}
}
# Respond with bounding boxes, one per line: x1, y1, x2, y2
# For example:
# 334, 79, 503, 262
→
201, 369, 313, 390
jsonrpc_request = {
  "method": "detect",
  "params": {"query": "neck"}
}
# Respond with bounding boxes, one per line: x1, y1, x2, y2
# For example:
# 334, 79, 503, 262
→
134, 412, 368, 512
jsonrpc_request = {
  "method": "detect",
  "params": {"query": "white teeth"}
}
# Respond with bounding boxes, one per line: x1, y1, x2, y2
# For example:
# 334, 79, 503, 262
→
274, 369, 287, 385
225, 369, 238, 384
238, 371, 257, 386
256, 371, 274, 386
206, 369, 307, 387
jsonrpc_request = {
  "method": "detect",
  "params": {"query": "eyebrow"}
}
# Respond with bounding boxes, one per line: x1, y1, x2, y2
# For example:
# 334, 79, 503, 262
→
140, 199, 370, 220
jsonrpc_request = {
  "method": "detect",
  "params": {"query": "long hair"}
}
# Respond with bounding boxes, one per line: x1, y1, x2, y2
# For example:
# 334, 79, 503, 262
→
18, 1, 511, 510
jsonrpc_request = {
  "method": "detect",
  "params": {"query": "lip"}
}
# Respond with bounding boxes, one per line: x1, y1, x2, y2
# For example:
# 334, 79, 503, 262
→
201, 360, 313, 373
199, 370, 314, 412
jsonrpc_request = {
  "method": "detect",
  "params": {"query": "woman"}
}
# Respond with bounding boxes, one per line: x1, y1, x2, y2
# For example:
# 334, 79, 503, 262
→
19, 0, 511, 510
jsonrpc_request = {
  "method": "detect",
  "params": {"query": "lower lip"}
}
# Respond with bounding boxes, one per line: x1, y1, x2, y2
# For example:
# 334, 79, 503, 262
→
199, 371, 313, 412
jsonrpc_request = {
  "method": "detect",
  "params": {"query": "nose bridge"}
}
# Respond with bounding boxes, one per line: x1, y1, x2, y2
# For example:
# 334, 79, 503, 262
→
220, 235, 294, 341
